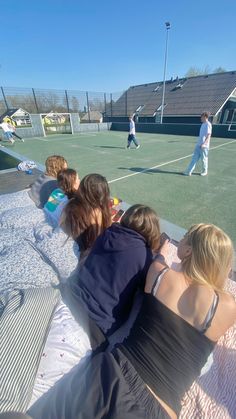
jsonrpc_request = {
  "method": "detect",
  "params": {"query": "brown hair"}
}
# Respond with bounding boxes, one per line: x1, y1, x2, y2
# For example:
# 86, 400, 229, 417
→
61, 173, 111, 251
120, 204, 161, 250
45, 155, 68, 178
57, 168, 78, 199
201, 111, 210, 119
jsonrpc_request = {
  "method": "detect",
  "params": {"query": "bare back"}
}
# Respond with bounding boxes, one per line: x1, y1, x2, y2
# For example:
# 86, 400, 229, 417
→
145, 261, 236, 342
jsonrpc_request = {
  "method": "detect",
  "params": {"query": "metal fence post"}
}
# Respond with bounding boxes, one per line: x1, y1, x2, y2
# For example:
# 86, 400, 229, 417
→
110, 93, 113, 117
65, 90, 70, 113
1, 87, 9, 110
86, 92, 91, 122
104, 93, 106, 115
32, 88, 39, 113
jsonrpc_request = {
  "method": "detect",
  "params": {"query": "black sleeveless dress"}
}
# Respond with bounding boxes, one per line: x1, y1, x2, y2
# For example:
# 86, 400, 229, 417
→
28, 270, 218, 419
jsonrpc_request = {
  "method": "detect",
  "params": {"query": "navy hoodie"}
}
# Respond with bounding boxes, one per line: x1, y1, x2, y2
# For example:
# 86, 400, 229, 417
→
70, 223, 153, 336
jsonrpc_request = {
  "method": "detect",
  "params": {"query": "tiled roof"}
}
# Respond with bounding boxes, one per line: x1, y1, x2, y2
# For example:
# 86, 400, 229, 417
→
0, 108, 19, 121
112, 71, 236, 116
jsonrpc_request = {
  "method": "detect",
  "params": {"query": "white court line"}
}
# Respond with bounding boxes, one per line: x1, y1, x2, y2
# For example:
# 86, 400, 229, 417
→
108, 139, 236, 184
79, 133, 97, 136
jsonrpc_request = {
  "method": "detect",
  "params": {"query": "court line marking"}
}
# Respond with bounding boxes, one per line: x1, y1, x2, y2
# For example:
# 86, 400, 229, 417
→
108, 139, 236, 184
24, 134, 98, 143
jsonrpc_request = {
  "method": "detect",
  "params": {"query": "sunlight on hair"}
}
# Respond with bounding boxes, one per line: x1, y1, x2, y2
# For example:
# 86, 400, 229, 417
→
182, 224, 234, 291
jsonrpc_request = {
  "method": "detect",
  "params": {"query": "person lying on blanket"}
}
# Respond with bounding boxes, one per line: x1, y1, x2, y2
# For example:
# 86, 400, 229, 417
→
28, 223, 236, 419
44, 168, 80, 226
61, 173, 112, 260
61, 204, 162, 349
28, 155, 68, 208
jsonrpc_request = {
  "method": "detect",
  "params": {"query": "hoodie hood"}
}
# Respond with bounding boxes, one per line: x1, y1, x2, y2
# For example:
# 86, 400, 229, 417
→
98, 223, 147, 253
77, 222, 153, 335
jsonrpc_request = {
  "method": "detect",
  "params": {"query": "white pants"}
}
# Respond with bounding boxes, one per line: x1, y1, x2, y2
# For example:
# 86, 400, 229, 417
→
186, 145, 209, 174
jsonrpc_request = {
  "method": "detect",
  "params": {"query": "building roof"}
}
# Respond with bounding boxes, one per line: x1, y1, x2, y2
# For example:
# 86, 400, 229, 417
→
112, 71, 236, 117
0, 108, 29, 122
81, 111, 103, 121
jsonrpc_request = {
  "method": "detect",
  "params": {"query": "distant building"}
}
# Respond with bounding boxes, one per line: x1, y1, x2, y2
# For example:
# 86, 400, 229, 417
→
105, 71, 236, 124
0, 108, 32, 126
81, 111, 103, 123
42, 112, 67, 125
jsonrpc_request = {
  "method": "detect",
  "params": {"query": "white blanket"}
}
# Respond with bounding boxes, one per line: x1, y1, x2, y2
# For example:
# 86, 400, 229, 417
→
0, 190, 89, 411
29, 301, 91, 407
0, 189, 32, 212
0, 192, 80, 292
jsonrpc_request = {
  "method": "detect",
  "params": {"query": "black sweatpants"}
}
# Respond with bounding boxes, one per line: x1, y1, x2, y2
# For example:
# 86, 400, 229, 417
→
12, 131, 22, 140
28, 349, 169, 419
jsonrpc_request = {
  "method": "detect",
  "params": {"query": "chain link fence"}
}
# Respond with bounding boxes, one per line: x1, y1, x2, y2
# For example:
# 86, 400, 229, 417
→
0, 86, 125, 122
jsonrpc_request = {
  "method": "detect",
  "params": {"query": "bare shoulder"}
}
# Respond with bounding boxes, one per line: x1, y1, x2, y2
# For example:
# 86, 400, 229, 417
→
145, 261, 171, 293
220, 290, 236, 314
219, 290, 236, 308
196, 289, 236, 342
213, 291, 236, 336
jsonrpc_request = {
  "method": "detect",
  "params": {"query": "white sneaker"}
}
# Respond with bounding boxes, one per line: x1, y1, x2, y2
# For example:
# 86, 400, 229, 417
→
20, 138, 24, 142
10, 139, 15, 144
200, 172, 208, 176
136, 145, 140, 149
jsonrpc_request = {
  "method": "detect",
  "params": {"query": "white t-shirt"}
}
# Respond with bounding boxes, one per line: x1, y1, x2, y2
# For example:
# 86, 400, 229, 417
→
8, 124, 15, 132
0, 122, 10, 132
197, 121, 212, 149
129, 120, 135, 135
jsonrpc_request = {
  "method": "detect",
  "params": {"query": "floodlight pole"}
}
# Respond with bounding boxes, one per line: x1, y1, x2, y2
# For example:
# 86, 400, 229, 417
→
160, 22, 171, 124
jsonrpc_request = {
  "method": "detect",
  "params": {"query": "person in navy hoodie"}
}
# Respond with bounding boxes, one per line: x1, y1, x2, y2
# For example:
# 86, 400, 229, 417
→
61, 204, 161, 348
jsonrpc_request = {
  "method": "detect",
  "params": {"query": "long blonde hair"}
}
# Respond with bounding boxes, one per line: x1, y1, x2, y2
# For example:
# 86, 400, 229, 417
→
182, 223, 233, 291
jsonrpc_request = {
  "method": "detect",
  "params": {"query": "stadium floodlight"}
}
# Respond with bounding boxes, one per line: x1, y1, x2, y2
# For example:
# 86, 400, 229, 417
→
160, 22, 171, 124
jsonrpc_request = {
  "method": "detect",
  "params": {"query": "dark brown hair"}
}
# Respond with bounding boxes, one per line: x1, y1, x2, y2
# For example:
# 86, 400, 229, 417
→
61, 173, 111, 251
45, 155, 68, 178
120, 204, 161, 250
57, 168, 78, 199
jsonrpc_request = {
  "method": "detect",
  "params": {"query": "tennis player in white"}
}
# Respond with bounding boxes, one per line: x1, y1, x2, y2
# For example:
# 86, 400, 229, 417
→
184, 112, 212, 176
127, 116, 140, 149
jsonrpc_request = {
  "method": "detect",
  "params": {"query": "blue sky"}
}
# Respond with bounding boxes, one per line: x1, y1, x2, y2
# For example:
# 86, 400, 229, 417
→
1, 0, 235, 92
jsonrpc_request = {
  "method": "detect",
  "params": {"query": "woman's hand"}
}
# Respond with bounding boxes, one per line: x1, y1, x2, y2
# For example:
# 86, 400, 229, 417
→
159, 238, 170, 260
153, 238, 170, 267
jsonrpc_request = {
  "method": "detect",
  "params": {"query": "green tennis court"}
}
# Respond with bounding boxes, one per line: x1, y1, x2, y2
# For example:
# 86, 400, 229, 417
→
4, 130, 236, 244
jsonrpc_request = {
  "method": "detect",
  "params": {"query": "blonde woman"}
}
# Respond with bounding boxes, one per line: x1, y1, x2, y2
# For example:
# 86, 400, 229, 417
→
28, 224, 236, 419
